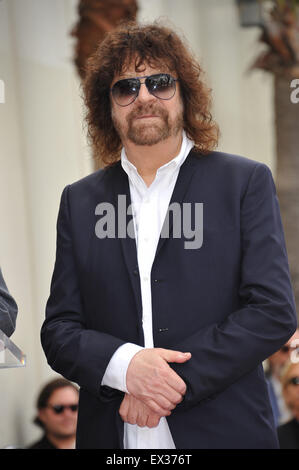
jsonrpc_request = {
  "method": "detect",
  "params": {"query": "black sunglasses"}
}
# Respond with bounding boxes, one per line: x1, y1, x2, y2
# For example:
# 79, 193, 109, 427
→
47, 404, 78, 414
288, 376, 299, 386
111, 73, 178, 107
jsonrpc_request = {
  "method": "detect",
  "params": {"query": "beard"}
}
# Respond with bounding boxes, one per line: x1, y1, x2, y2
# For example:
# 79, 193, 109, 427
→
112, 102, 183, 146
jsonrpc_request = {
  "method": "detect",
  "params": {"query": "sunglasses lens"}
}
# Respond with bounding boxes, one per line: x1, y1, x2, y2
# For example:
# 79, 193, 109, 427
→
290, 377, 299, 385
52, 405, 64, 414
112, 78, 139, 106
147, 74, 176, 100
51, 404, 78, 414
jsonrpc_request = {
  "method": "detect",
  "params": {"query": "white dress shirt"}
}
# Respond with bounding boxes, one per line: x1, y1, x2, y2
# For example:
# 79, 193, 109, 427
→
101, 131, 194, 448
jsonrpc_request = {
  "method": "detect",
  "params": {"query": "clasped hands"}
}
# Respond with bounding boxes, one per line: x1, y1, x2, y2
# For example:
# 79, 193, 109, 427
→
119, 348, 191, 428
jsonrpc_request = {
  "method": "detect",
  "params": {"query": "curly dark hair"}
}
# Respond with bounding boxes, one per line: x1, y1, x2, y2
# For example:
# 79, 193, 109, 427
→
83, 21, 219, 166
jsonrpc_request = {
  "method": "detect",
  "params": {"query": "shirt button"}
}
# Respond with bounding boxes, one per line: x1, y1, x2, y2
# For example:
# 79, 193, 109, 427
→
143, 276, 149, 282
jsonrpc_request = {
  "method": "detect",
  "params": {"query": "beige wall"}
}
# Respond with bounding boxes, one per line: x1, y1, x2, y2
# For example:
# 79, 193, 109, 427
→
0, 0, 274, 448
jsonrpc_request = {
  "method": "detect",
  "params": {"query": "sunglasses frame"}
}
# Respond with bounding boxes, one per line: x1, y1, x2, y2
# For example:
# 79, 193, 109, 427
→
111, 73, 178, 107
46, 404, 79, 414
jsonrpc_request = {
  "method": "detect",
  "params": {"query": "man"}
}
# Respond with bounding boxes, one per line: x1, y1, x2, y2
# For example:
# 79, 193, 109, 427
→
277, 361, 299, 448
28, 378, 79, 449
0, 267, 18, 337
265, 329, 299, 426
41, 22, 297, 449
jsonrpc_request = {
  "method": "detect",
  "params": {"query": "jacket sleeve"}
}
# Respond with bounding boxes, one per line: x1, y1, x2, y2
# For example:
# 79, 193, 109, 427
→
0, 268, 18, 337
170, 163, 297, 410
41, 186, 126, 399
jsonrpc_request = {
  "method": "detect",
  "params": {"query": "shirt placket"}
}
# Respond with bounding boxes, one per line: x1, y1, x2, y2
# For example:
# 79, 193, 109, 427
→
136, 191, 158, 349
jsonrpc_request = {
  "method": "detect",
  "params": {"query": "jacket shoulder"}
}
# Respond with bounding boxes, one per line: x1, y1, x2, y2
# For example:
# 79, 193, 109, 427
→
69, 161, 122, 191
191, 149, 269, 173
189, 149, 274, 189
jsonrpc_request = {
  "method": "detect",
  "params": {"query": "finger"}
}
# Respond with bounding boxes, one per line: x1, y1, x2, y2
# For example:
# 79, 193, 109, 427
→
147, 392, 177, 411
119, 397, 129, 415
144, 398, 172, 417
146, 413, 161, 428
160, 388, 183, 407
127, 410, 138, 425
136, 410, 147, 428
139, 382, 179, 411
139, 373, 186, 408
126, 401, 138, 425
158, 349, 191, 364
119, 394, 130, 421
161, 365, 188, 396
166, 388, 184, 405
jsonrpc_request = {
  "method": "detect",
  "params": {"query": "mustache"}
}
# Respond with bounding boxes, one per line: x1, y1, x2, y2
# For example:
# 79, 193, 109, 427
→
127, 103, 168, 121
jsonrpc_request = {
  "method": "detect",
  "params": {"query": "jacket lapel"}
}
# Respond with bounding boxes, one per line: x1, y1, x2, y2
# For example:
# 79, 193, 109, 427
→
155, 149, 201, 259
111, 163, 143, 324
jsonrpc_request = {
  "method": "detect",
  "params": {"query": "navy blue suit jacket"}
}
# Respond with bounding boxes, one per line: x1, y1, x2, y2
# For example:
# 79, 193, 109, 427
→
41, 149, 297, 449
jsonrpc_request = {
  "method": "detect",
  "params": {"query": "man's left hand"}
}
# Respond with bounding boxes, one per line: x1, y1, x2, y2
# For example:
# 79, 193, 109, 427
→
119, 393, 162, 428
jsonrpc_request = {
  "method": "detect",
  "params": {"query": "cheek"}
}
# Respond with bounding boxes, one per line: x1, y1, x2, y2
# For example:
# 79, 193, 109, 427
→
111, 106, 127, 133
168, 97, 184, 120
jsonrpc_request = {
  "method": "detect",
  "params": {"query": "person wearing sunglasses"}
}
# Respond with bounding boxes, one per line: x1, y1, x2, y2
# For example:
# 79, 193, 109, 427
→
277, 362, 299, 448
41, 21, 297, 449
264, 328, 299, 427
28, 378, 79, 449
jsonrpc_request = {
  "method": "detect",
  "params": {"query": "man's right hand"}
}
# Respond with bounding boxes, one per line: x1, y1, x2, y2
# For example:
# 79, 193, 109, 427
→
126, 348, 191, 416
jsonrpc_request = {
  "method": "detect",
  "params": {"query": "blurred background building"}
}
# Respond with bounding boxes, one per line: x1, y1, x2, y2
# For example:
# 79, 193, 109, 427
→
0, 0, 297, 448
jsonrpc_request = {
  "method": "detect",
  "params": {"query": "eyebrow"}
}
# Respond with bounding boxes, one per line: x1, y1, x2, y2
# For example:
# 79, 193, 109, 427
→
118, 72, 163, 80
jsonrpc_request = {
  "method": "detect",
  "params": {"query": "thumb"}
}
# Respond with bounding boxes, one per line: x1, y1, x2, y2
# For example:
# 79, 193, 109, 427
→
158, 349, 191, 364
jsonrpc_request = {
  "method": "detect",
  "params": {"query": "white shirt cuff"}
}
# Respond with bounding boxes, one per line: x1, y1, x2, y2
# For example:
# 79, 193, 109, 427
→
101, 343, 144, 393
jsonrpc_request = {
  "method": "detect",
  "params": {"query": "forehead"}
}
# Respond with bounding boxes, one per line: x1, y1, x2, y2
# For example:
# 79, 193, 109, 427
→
114, 58, 174, 82
49, 387, 78, 403
290, 364, 299, 375
285, 363, 299, 380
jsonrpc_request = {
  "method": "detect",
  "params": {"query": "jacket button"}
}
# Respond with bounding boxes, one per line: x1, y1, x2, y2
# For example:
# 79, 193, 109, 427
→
158, 328, 169, 333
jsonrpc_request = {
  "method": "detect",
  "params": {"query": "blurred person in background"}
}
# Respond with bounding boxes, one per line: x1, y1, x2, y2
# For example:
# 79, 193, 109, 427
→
265, 329, 299, 426
277, 361, 299, 449
28, 377, 79, 449
0, 267, 18, 337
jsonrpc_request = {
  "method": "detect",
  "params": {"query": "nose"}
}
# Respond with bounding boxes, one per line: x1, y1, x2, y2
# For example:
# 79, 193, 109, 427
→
136, 81, 156, 103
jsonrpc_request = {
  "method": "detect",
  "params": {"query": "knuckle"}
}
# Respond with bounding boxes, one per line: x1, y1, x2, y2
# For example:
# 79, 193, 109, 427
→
128, 416, 136, 425
174, 393, 183, 404
153, 366, 163, 378
149, 379, 161, 391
